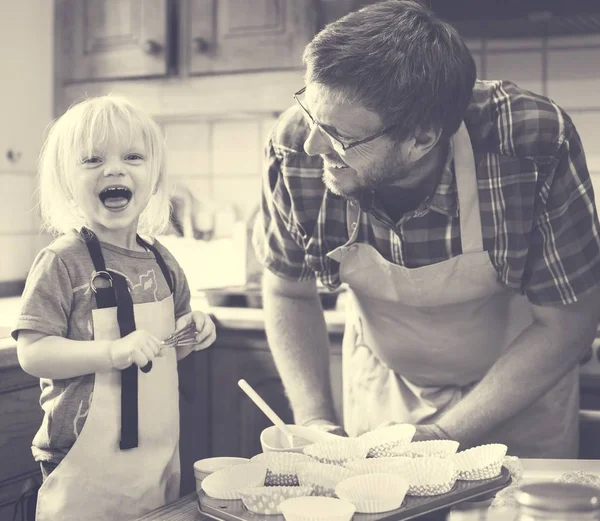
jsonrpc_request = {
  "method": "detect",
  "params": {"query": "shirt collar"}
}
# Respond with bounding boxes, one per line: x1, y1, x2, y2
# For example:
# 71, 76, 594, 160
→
428, 138, 458, 217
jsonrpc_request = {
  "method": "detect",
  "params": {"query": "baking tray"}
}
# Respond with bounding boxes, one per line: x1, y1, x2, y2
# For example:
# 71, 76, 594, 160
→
197, 466, 511, 521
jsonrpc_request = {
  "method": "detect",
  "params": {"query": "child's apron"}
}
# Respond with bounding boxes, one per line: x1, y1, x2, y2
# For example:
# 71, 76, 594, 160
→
327, 123, 579, 458
35, 230, 180, 521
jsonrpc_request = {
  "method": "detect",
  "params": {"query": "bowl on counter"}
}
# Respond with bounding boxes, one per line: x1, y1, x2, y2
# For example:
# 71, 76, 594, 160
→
193, 457, 249, 494
202, 286, 343, 310
260, 424, 341, 454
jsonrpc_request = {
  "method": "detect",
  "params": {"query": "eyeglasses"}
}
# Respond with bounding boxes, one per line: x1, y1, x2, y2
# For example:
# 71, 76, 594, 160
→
293, 86, 399, 152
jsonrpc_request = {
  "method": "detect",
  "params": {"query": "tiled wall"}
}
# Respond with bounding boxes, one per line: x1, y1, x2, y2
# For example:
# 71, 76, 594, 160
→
161, 116, 279, 223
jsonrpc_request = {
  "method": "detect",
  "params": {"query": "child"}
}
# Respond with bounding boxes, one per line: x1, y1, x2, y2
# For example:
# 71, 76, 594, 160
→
12, 95, 216, 521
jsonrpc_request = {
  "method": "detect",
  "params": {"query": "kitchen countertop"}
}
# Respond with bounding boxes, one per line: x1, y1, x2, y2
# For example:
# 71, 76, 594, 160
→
134, 459, 600, 521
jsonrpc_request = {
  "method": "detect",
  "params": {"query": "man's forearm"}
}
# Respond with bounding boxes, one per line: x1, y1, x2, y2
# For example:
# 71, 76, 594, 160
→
263, 288, 338, 426
437, 319, 593, 447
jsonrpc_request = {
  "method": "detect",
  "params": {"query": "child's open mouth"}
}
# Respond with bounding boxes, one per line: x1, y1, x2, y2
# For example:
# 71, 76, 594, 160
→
99, 186, 133, 210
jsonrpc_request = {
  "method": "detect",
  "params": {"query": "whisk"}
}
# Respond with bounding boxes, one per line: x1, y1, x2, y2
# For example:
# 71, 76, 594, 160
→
161, 321, 199, 348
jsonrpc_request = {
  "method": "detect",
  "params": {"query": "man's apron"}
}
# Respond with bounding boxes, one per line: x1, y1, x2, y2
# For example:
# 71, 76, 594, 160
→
327, 123, 579, 458
35, 230, 180, 521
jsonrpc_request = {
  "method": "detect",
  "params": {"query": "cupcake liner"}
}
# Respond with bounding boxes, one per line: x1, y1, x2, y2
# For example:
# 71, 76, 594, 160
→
357, 424, 416, 458
394, 440, 460, 459
297, 461, 357, 497
345, 456, 412, 476
279, 496, 356, 521
335, 473, 409, 514
201, 462, 267, 500
453, 443, 507, 481
251, 452, 313, 486
303, 438, 368, 466
402, 457, 457, 496
239, 486, 313, 515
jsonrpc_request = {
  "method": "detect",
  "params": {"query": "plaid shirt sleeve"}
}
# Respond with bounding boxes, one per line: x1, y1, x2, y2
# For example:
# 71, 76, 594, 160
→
252, 124, 317, 282
524, 117, 600, 305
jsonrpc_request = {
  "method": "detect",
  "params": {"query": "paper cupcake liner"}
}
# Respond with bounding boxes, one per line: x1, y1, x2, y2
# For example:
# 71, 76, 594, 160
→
239, 486, 313, 515
201, 462, 267, 500
394, 440, 460, 459
297, 461, 357, 497
251, 452, 312, 486
357, 424, 416, 458
303, 438, 368, 466
402, 457, 458, 496
345, 456, 411, 476
279, 496, 357, 521
453, 444, 507, 481
335, 473, 409, 514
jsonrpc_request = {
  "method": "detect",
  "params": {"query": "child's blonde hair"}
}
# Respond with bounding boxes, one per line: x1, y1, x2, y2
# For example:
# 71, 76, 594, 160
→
38, 95, 171, 237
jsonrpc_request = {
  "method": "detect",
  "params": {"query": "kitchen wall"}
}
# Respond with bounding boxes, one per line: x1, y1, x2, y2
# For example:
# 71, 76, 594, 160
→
0, 2, 54, 292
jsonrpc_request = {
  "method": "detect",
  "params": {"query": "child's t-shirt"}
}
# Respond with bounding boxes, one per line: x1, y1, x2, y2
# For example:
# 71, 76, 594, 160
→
12, 231, 192, 465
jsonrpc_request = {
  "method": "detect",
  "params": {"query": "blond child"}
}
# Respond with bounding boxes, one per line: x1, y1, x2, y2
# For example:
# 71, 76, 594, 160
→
13, 95, 216, 521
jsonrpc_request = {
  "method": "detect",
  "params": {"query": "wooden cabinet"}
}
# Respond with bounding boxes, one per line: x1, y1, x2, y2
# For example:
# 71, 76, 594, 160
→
185, 0, 317, 75
56, 0, 317, 84
0, 360, 43, 520
177, 349, 211, 495
58, 0, 171, 82
208, 329, 343, 459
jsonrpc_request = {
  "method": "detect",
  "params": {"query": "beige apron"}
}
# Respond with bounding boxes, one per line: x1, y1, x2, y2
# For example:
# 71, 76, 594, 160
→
327, 123, 579, 458
35, 292, 180, 520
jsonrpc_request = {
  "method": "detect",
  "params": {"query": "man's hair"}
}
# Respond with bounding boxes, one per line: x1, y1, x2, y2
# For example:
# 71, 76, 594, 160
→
38, 95, 171, 236
303, 0, 476, 142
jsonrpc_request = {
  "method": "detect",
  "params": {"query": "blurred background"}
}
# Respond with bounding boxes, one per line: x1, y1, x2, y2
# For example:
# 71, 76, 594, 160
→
1, 0, 600, 297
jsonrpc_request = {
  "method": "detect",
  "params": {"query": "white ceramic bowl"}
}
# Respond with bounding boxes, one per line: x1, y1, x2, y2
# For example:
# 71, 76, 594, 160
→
260, 424, 340, 454
193, 457, 249, 494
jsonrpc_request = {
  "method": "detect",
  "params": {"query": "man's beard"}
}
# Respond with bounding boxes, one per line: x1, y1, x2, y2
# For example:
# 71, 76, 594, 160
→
322, 158, 406, 201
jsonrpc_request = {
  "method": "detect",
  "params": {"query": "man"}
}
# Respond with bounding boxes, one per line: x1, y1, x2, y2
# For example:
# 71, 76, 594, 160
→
253, 0, 600, 458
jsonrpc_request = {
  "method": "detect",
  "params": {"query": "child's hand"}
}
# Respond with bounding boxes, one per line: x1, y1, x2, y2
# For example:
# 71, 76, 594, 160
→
109, 330, 162, 370
173, 311, 217, 351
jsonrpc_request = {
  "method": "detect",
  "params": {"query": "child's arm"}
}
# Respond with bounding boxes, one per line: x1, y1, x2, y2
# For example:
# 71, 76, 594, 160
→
17, 329, 163, 379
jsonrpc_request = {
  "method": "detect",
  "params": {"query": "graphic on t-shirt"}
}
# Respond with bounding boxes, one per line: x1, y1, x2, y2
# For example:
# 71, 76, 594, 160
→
73, 391, 93, 438
130, 269, 160, 300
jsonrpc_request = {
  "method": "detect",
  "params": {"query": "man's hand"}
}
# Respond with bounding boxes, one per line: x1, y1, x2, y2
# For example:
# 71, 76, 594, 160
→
376, 421, 450, 442
302, 418, 348, 437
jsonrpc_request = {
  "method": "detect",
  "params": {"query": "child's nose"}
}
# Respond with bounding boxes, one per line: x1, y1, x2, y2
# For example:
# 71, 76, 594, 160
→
103, 160, 125, 176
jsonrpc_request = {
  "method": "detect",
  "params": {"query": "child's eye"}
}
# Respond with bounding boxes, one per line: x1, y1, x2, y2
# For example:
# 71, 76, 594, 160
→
126, 153, 144, 161
81, 156, 102, 164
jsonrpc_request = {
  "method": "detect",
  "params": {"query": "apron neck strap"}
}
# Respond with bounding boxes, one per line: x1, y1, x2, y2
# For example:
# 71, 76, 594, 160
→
452, 123, 484, 254
79, 227, 173, 451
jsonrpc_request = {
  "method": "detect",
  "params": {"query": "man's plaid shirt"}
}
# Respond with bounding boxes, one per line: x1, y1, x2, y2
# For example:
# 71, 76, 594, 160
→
253, 80, 600, 306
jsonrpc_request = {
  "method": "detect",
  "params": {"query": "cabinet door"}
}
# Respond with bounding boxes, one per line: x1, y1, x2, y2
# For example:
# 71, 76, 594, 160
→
59, 0, 169, 82
210, 346, 294, 458
187, 0, 316, 75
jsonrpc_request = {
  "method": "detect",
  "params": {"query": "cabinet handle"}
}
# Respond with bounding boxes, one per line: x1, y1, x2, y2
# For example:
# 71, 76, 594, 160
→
143, 39, 163, 55
192, 37, 210, 53
6, 149, 21, 163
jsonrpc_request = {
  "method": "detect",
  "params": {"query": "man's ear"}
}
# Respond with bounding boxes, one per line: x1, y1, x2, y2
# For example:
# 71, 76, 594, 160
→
409, 126, 442, 161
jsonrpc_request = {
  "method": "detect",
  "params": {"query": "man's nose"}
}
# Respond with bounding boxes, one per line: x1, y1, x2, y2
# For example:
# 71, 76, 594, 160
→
304, 127, 335, 156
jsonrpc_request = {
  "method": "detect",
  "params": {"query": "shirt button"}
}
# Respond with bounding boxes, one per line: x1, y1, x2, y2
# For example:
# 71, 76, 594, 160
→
351, 222, 357, 229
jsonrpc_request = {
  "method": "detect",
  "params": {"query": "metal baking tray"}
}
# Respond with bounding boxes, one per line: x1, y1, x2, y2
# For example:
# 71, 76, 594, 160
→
198, 466, 511, 521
